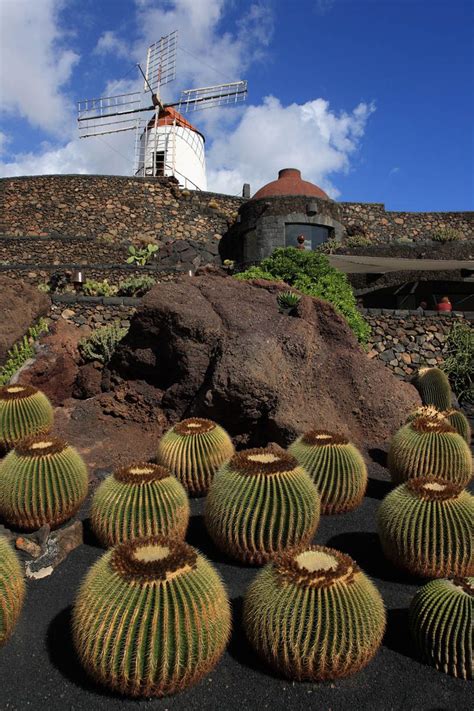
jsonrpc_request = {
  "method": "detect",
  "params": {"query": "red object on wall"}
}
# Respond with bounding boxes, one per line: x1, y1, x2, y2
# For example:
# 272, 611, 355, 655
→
437, 301, 452, 312
252, 168, 330, 200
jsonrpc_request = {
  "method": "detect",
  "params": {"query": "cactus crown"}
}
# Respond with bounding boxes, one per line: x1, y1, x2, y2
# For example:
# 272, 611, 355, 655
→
274, 545, 359, 589
301, 430, 349, 446
111, 536, 197, 583
450, 577, 474, 595
114, 463, 172, 484
0, 384, 40, 401
230, 448, 299, 476
411, 416, 455, 435
173, 418, 216, 436
409, 405, 445, 421
406, 477, 463, 501
14, 435, 67, 457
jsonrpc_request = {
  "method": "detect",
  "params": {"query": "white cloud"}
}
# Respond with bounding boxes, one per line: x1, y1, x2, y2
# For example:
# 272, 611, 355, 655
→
0, 0, 79, 135
207, 97, 375, 197
94, 31, 130, 58
0, 0, 374, 199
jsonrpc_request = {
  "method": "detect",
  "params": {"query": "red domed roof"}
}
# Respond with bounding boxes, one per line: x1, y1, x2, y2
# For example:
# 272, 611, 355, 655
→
251, 169, 330, 200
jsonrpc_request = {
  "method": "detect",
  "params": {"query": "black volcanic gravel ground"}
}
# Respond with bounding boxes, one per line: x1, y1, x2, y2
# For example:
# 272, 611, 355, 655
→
1, 448, 472, 711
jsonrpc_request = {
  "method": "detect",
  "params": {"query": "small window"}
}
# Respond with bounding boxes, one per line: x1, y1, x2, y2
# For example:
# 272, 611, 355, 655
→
285, 223, 332, 250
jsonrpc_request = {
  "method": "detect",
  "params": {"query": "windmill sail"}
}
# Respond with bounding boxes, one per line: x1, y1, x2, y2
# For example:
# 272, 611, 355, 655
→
176, 81, 248, 113
144, 30, 178, 93
77, 93, 153, 138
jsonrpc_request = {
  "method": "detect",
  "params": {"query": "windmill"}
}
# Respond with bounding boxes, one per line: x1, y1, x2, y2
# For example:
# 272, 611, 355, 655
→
77, 30, 248, 190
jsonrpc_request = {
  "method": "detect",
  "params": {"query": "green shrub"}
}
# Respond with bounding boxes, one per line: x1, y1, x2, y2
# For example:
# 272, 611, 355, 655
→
235, 248, 370, 343
345, 235, 372, 249
432, 227, 463, 243
117, 275, 156, 297
442, 321, 474, 404
83, 279, 118, 297
315, 239, 341, 255
79, 322, 128, 364
0, 318, 49, 386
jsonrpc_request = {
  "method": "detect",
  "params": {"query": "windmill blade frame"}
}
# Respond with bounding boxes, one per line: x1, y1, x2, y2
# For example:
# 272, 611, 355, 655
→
175, 80, 248, 113
77, 92, 155, 138
144, 30, 178, 94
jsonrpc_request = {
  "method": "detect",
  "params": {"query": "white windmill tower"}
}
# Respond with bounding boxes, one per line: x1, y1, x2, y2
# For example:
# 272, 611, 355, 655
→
77, 30, 247, 190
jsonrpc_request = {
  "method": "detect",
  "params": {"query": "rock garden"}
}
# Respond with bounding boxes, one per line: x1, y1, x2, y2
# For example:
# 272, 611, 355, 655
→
0, 247, 472, 711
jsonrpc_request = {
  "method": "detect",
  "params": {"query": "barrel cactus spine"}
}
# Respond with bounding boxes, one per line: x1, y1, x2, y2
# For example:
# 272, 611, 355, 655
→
0, 384, 54, 450
409, 577, 473, 680
244, 545, 386, 680
443, 409, 471, 444
205, 448, 320, 565
156, 418, 234, 496
412, 367, 452, 410
0, 435, 88, 530
73, 536, 231, 697
378, 477, 473, 578
0, 535, 26, 646
388, 415, 472, 486
288, 430, 367, 514
91, 462, 190, 547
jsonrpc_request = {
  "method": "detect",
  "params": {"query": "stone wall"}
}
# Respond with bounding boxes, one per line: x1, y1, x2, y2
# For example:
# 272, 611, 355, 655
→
50, 296, 137, 330
339, 203, 474, 242
363, 309, 467, 378
0, 175, 243, 242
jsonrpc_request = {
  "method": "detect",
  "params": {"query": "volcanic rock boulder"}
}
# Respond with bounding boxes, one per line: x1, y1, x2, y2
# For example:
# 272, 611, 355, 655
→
112, 275, 420, 447
0, 276, 50, 364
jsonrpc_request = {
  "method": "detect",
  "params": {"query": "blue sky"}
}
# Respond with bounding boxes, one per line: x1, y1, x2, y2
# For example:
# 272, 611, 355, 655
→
0, 0, 472, 210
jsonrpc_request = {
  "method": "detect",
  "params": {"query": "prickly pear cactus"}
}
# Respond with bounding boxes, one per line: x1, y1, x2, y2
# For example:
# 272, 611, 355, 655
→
0, 384, 53, 450
409, 577, 473, 680
378, 477, 474, 578
73, 536, 231, 697
91, 463, 190, 547
0, 435, 88, 530
289, 430, 367, 513
0, 535, 25, 646
205, 448, 320, 564
388, 415, 472, 486
156, 418, 234, 496
244, 545, 386, 680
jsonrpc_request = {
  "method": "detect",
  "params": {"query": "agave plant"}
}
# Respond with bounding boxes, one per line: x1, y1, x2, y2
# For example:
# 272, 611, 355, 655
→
277, 290, 301, 312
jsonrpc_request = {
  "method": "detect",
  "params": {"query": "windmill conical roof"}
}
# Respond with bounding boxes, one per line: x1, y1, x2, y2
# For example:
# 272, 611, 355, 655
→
147, 106, 205, 141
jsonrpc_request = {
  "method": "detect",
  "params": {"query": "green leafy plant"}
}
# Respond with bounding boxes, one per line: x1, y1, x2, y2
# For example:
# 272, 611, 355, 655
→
315, 238, 342, 254
78, 322, 128, 364
82, 279, 118, 297
126, 243, 158, 266
0, 318, 49, 386
235, 248, 370, 343
345, 235, 372, 248
277, 290, 301, 311
432, 227, 463, 243
442, 321, 474, 404
37, 282, 51, 293
117, 275, 156, 297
